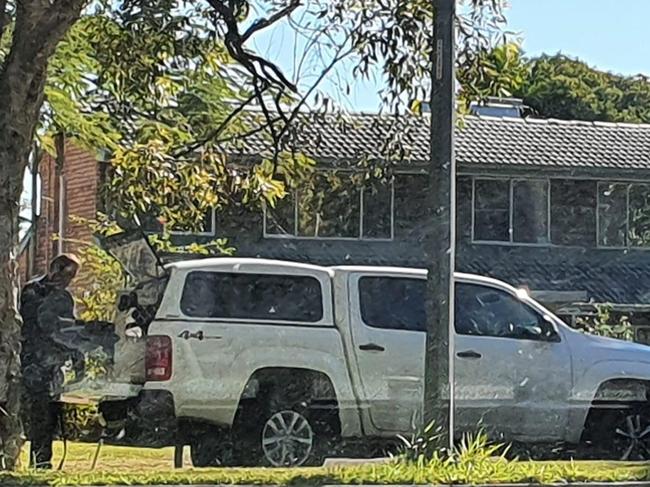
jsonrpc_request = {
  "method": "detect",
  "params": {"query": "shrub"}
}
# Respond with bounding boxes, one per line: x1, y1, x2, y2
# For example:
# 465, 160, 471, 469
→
576, 304, 634, 341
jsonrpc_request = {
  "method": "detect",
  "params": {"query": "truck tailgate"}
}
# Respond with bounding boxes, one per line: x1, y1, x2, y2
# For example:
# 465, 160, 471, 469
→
61, 381, 142, 404
61, 335, 146, 404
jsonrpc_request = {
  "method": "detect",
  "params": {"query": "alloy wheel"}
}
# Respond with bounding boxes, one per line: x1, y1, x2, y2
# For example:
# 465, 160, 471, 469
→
615, 413, 650, 460
262, 410, 314, 467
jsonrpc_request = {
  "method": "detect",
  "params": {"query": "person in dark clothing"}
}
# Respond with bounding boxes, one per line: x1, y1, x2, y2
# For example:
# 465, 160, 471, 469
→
20, 254, 80, 469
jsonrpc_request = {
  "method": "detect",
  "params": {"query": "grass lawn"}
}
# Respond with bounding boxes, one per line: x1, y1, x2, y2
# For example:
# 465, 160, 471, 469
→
0, 441, 648, 486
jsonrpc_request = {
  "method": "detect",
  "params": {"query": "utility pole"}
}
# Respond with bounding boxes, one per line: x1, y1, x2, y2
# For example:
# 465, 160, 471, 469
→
423, 0, 456, 453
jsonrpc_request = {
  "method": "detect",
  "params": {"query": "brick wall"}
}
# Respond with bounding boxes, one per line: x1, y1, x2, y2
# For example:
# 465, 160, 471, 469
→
30, 141, 101, 290
18, 246, 30, 286
63, 144, 101, 255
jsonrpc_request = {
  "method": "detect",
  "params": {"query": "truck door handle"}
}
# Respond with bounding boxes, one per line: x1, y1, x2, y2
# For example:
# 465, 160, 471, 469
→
457, 350, 482, 359
359, 343, 385, 352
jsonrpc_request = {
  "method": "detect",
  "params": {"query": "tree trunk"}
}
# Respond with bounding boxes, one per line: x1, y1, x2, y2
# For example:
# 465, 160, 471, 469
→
0, 61, 50, 468
0, 0, 86, 469
0, 161, 25, 470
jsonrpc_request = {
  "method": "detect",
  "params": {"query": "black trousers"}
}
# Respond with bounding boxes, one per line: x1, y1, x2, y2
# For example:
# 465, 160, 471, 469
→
25, 389, 60, 469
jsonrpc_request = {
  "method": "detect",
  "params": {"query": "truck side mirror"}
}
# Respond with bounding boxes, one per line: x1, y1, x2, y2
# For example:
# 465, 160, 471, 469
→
541, 315, 561, 342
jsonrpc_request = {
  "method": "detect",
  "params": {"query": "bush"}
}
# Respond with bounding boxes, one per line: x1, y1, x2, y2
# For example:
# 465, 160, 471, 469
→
61, 404, 102, 442
576, 305, 634, 341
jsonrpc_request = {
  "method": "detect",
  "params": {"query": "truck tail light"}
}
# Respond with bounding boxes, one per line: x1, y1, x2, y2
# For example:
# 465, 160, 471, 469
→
145, 335, 172, 382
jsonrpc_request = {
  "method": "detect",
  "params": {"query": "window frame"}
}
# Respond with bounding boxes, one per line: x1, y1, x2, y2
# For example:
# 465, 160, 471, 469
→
139, 208, 217, 237
168, 208, 217, 237
454, 281, 560, 342
596, 181, 650, 250
471, 176, 551, 247
178, 270, 327, 324
357, 275, 427, 332
263, 172, 395, 241
466, 174, 650, 249
627, 182, 650, 248
349, 271, 427, 334
549, 178, 598, 247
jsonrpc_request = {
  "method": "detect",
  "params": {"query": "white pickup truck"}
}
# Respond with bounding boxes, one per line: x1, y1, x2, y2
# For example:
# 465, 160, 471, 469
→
64, 233, 650, 467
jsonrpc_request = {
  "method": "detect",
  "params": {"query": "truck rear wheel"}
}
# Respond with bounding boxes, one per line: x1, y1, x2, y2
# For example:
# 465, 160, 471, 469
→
235, 398, 333, 467
233, 373, 340, 467
261, 409, 316, 467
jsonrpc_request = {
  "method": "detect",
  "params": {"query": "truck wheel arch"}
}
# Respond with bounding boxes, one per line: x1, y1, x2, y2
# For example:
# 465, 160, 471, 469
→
592, 378, 650, 404
238, 367, 340, 409
580, 378, 650, 441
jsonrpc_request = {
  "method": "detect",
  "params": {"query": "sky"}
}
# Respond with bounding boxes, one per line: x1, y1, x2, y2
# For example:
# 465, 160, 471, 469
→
253, 0, 650, 113
508, 0, 650, 77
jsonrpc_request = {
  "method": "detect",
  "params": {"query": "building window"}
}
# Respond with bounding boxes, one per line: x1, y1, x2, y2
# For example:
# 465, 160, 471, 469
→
598, 182, 628, 247
394, 174, 427, 237
139, 212, 164, 234
264, 171, 394, 240
474, 179, 510, 242
598, 182, 650, 248
512, 180, 549, 243
297, 172, 361, 238
139, 208, 216, 236
265, 192, 296, 236
169, 209, 216, 236
473, 178, 549, 244
550, 180, 597, 246
628, 183, 650, 247
362, 178, 393, 239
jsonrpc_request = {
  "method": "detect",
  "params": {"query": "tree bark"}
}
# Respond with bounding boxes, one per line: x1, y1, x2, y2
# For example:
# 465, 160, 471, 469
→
0, 0, 85, 469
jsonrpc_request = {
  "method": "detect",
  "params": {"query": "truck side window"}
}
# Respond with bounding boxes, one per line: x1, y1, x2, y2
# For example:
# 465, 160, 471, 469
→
455, 283, 545, 339
359, 276, 426, 331
181, 272, 324, 322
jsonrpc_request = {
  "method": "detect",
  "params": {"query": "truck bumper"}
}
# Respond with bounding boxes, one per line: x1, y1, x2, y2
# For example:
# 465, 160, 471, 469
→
99, 389, 177, 447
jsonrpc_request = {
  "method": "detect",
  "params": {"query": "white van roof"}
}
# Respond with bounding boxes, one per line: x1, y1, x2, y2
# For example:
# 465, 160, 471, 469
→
165, 258, 518, 293
166, 257, 334, 276
330, 266, 520, 292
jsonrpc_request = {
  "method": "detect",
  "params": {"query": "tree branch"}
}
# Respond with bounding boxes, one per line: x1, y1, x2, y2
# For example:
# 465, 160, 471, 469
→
0, 0, 8, 42
216, 115, 283, 145
173, 90, 262, 158
205, 0, 297, 92
270, 42, 355, 164
241, 0, 301, 43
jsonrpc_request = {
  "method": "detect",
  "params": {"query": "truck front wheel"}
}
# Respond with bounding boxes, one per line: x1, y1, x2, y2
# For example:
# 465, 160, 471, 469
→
610, 408, 650, 460
582, 405, 650, 460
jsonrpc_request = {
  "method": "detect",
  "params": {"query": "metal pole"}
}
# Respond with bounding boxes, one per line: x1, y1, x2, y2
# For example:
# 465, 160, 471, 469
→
423, 0, 456, 454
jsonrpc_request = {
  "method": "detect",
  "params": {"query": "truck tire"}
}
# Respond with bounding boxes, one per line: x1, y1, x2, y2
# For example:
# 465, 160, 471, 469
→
233, 383, 338, 467
189, 424, 236, 467
583, 405, 650, 460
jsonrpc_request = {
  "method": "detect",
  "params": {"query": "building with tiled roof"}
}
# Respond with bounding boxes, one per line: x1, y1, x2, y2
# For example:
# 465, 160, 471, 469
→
25, 107, 650, 341
236, 111, 650, 173
211, 110, 650, 336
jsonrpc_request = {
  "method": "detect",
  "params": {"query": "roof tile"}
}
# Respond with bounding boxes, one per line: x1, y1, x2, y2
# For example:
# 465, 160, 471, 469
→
235, 113, 650, 171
